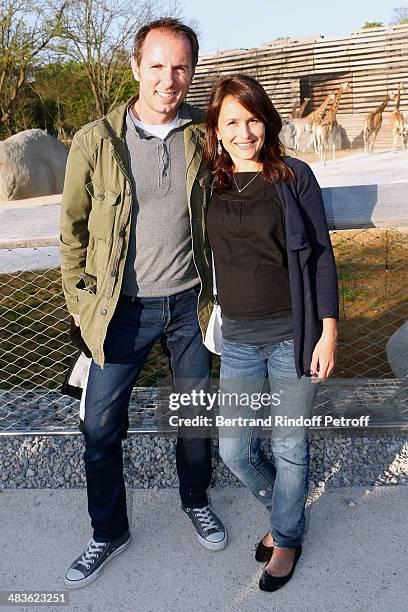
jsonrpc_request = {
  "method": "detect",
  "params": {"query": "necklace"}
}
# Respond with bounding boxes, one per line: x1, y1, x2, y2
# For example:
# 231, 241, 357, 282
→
232, 171, 261, 193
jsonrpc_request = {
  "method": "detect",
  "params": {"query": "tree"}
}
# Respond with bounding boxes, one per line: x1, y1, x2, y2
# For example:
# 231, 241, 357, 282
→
56, 0, 179, 117
361, 22, 384, 29
29, 61, 97, 138
0, 0, 67, 134
391, 7, 408, 24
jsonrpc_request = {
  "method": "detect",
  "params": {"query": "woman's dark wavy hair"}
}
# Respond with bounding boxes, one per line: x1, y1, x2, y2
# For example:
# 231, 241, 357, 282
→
205, 75, 294, 188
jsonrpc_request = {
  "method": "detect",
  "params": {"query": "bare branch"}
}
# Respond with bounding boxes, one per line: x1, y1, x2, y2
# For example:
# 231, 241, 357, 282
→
54, 0, 181, 116
390, 7, 408, 24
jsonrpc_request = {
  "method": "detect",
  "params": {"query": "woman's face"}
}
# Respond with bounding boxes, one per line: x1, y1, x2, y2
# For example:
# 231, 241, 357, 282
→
216, 95, 265, 170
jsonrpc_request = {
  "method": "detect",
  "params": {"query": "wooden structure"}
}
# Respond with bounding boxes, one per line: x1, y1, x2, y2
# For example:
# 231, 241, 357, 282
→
188, 24, 408, 149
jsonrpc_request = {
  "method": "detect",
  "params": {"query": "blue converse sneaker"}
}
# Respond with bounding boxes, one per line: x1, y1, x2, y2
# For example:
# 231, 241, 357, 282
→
64, 531, 131, 589
182, 504, 228, 551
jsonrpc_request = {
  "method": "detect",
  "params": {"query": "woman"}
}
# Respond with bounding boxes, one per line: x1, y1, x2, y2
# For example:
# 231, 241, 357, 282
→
204, 75, 339, 592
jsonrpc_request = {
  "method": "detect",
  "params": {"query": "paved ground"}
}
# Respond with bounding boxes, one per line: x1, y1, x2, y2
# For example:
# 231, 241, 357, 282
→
1, 485, 407, 612
310, 149, 408, 187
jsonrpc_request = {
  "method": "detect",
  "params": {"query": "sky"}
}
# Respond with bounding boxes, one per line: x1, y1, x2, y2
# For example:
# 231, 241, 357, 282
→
182, 0, 401, 55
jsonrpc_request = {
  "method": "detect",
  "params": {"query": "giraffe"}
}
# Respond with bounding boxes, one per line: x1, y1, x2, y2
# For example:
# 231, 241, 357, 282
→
293, 93, 335, 153
390, 84, 405, 152
363, 95, 390, 154
313, 82, 350, 165
291, 97, 310, 119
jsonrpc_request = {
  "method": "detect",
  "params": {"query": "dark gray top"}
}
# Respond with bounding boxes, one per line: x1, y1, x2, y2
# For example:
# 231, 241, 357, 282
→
122, 104, 199, 297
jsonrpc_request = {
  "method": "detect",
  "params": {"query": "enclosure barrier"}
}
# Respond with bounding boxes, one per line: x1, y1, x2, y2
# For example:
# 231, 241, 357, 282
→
0, 184, 407, 436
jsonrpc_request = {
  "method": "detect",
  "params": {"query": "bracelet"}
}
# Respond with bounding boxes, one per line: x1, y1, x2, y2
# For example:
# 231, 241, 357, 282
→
321, 336, 339, 346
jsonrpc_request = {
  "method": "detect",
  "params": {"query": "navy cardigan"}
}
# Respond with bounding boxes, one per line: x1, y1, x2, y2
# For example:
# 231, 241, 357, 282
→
275, 156, 339, 378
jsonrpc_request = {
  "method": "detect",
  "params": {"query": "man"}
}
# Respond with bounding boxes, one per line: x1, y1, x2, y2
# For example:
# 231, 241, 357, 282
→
60, 17, 227, 589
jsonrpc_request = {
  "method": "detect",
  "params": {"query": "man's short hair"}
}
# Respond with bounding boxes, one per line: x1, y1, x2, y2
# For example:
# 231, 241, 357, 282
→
133, 17, 199, 70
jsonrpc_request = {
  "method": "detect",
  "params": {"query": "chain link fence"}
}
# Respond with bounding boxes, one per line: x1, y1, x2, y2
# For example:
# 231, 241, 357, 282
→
1, 227, 407, 434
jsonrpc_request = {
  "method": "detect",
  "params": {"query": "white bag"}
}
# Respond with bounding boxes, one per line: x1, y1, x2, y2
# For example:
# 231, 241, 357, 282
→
204, 302, 222, 355
203, 251, 223, 355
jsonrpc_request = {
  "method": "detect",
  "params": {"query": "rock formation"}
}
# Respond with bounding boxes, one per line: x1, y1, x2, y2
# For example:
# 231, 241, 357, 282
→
0, 129, 68, 201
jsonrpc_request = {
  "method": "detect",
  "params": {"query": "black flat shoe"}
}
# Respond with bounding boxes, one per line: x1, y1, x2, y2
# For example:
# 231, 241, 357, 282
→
255, 534, 274, 562
259, 545, 302, 592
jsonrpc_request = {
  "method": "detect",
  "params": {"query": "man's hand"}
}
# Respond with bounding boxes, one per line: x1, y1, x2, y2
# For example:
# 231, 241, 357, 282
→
71, 313, 80, 327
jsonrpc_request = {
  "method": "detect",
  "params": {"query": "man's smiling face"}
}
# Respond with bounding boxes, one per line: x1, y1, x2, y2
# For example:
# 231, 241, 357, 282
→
131, 28, 194, 125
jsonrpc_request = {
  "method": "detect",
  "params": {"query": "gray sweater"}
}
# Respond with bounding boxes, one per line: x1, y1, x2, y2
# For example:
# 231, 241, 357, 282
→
122, 105, 199, 297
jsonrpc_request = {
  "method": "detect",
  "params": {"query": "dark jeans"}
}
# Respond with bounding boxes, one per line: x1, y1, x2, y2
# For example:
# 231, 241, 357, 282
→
82, 286, 212, 542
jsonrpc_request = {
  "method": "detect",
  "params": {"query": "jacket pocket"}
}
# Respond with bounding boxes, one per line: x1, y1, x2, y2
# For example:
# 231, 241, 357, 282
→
76, 275, 97, 303
85, 180, 120, 243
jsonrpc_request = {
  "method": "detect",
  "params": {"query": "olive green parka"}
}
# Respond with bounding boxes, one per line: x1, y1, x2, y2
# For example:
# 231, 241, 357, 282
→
60, 98, 214, 366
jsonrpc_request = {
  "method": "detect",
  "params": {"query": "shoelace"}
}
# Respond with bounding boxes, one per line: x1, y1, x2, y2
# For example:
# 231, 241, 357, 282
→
192, 506, 220, 533
77, 539, 107, 569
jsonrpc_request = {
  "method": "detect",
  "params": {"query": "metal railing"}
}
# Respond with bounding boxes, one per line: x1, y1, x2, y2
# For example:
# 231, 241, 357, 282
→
1, 226, 407, 435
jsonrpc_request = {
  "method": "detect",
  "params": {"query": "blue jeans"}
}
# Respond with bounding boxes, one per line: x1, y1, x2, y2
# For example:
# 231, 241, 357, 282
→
82, 287, 212, 542
218, 338, 317, 549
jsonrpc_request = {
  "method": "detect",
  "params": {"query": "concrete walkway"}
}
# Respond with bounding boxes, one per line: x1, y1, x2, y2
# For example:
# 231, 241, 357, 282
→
1, 486, 407, 611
